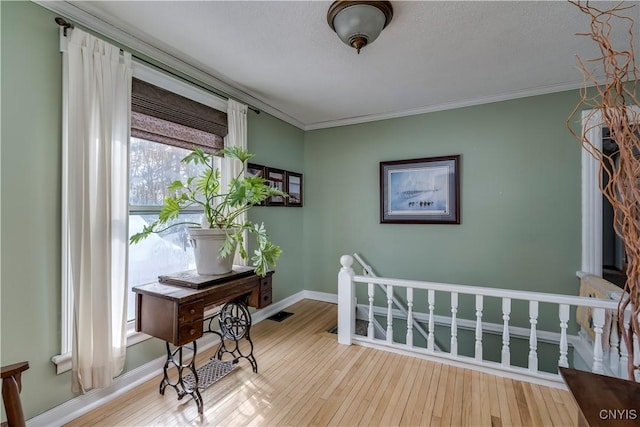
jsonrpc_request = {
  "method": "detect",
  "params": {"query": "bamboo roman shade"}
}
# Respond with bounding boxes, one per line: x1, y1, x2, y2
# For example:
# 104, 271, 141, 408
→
131, 78, 227, 153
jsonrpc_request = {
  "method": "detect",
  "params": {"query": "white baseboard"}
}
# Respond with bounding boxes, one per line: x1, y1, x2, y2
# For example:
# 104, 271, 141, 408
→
251, 291, 305, 323
300, 290, 338, 304
28, 358, 165, 426
28, 290, 329, 427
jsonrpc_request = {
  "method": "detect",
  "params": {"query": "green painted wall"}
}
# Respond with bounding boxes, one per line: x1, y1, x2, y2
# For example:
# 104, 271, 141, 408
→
303, 92, 583, 331
247, 111, 306, 301
1, 0, 71, 419
0, 1, 304, 420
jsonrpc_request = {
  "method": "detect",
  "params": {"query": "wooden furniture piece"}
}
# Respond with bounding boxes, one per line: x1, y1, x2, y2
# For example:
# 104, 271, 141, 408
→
1, 361, 29, 427
560, 367, 640, 427
133, 268, 273, 414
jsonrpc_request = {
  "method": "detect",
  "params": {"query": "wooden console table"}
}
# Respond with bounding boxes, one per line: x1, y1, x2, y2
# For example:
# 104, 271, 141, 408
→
560, 367, 639, 426
133, 268, 273, 414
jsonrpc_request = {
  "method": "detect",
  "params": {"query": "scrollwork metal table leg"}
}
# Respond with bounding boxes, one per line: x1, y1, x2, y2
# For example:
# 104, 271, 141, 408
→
158, 340, 203, 415
215, 300, 258, 373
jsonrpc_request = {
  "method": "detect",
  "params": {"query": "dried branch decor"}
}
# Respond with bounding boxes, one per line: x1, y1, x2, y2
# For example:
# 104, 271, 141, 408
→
567, 0, 640, 381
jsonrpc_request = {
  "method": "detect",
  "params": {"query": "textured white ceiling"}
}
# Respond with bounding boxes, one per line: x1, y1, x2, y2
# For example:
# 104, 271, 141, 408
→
66, 1, 639, 129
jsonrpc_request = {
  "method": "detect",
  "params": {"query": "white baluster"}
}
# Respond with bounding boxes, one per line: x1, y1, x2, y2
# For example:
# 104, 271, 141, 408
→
558, 304, 570, 368
528, 301, 539, 372
337, 255, 355, 346
406, 288, 414, 347
501, 298, 511, 367
592, 308, 605, 374
367, 282, 375, 340
620, 308, 630, 380
386, 284, 393, 344
450, 292, 458, 357
475, 295, 483, 361
427, 289, 435, 352
609, 310, 620, 374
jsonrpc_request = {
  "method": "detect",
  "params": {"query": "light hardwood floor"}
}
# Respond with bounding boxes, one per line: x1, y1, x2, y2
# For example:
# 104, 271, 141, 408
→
66, 299, 579, 426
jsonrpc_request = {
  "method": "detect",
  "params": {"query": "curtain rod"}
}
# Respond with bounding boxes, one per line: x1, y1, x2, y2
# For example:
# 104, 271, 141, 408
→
55, 17, 260, 114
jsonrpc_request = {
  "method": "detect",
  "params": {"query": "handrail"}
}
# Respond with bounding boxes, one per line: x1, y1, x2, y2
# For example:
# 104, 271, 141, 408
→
353, 274, 621, 310
353, 253, 434, 347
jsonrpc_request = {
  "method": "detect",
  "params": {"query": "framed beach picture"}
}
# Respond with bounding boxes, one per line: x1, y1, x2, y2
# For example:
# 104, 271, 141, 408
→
380, 155, 460, 224
285, 172, 303, 207
266, 167, 286, 206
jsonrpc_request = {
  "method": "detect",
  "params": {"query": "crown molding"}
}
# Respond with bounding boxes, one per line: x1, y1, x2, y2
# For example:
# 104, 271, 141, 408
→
304, 80, 588, 130
33, 1, 619, 133
33, 0, 305, 130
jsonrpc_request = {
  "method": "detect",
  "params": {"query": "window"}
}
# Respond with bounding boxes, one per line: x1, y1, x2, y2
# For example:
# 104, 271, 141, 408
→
127, 137, 208, 321
128, 73, 228, 320
54, 62, 228, 373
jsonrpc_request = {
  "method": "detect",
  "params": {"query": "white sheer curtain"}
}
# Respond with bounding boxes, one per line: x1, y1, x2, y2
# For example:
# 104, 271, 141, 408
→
62, 28, 132, 392
224, 99, 249, 265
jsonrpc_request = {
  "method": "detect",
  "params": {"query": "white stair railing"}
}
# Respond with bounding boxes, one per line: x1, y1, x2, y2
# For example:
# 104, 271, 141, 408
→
353, 253, 439, 349
338, 254, 632, 386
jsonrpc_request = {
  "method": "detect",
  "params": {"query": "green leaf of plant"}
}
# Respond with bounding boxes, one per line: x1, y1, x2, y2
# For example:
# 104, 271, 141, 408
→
195, 168, 218, 197
167, 180, 184, 192
222, 146, 254, 163
158, 197, 181, 222
182, 147, 208, 165
226, 180, 249, 207
219, 234, 237, 258
251, 241, 282, 276
129, 224, 156, 244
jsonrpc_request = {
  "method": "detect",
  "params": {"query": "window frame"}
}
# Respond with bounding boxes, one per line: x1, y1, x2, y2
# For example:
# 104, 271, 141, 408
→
580, 106, 640, 277
54, 61, 227, 373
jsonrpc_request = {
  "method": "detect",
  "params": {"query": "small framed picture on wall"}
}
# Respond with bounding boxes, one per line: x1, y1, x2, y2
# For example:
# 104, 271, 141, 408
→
285, 172, 303, 207
247, 163, 265, 179
266, 167, 286, 206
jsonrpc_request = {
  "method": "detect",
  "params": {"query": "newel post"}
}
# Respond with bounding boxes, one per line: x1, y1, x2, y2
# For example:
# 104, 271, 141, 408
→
338, 255, 356, 345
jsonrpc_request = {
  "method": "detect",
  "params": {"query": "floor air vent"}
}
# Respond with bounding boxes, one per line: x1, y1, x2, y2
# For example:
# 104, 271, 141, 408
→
268, 311, 294, 322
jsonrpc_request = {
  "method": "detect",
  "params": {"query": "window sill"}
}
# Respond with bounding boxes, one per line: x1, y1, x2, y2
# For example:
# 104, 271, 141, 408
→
51, 329, 152, 375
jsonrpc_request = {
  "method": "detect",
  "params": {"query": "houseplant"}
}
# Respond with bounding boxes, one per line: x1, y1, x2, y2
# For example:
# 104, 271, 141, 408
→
568, 1, 639, 382
130, 146, 285, 276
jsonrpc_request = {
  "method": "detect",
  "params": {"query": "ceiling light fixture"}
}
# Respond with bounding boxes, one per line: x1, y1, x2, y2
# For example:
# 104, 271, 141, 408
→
327, 1, 393, 54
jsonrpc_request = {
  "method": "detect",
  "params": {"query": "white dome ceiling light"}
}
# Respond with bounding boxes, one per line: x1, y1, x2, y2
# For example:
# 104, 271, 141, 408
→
327, 1, 394, 54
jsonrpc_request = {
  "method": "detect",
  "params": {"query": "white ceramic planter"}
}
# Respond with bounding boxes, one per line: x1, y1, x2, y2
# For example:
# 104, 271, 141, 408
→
187, 228, 237, 275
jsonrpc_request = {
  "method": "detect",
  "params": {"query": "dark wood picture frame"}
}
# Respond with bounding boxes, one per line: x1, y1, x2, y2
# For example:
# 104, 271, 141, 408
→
380, 155, 460, 224
285, 171, 303, 207
265, 167, 286, 206
247, 163, 266, 206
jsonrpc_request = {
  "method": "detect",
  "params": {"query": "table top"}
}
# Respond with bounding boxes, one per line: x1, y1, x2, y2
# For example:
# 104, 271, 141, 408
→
559, 367, 640, 427
157, 266, 255, 289
133, 267, 269, 305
